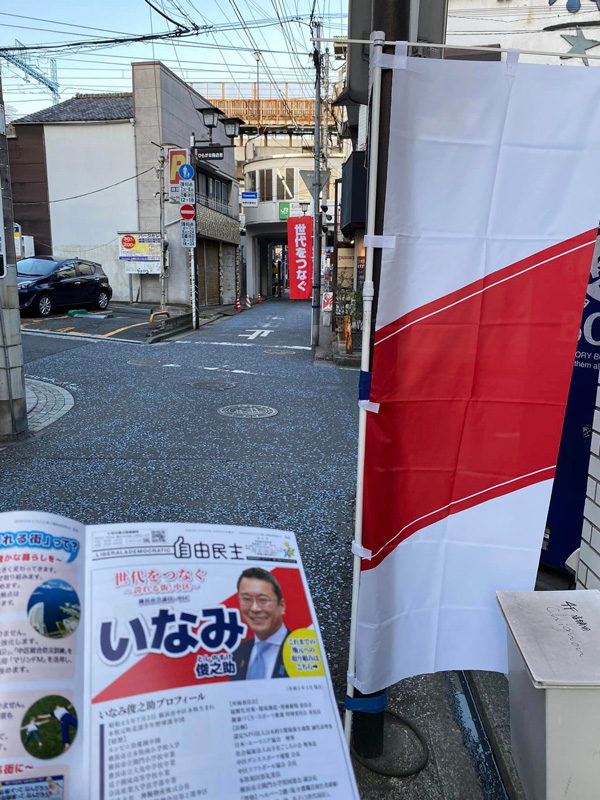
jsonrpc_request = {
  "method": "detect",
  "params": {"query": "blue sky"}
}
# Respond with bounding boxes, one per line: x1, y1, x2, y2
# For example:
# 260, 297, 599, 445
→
1, 0, 347, 118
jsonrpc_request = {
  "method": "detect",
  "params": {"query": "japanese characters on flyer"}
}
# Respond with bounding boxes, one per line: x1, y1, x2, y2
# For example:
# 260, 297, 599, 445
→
0, 512, 359, 799
0, 511, 85, 800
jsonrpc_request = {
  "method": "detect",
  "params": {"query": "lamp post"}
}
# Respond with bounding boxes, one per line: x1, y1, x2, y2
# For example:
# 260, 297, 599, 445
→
196, 106, 221, 143
299, 201, 309, 215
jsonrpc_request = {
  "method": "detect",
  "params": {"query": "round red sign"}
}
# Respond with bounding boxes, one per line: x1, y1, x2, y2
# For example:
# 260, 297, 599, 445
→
121, 235, 136, 249
180, 204, 195, 220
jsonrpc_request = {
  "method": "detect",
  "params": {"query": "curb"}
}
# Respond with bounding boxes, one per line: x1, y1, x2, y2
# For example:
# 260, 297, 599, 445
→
465, 671, 526, 800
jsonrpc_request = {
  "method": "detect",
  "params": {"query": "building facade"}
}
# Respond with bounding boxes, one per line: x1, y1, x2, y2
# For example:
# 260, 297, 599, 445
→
8, 62, 240, 308
240, 134, 346, 299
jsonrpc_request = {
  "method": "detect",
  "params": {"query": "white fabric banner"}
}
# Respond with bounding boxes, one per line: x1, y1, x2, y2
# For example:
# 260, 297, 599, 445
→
355, 55, 600, 693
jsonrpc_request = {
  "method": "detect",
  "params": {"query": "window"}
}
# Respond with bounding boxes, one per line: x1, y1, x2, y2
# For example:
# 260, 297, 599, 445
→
246, 171, 256, 192
77, 262, 95, 276
260, 169, 272, 201
276, 168, 295, 200
214, 181, 222, 202
222, 183, 229, 205
56, 263, 77, 279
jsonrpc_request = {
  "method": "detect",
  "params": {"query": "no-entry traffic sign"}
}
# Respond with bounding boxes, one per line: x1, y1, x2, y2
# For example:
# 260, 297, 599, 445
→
179, 204, 195, 220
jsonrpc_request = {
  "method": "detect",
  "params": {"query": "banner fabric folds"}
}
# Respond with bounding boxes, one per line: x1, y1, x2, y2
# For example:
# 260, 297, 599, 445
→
355, 55, 600, 694
287, 216, 313, 300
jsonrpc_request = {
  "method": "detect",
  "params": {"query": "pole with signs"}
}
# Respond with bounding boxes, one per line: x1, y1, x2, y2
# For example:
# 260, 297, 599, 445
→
0, 79, 27, 441
311, 22, 322, 347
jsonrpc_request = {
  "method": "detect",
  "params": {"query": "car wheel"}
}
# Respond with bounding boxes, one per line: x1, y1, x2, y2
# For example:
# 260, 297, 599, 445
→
96, 290, 110, 310
37, 294, 53, 317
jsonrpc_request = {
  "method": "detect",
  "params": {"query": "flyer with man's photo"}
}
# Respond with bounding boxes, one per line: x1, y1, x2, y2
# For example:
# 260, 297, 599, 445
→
0, 511, 359, 799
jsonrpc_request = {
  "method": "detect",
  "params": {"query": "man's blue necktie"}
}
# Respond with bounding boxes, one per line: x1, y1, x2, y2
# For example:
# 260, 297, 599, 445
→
248, 641, 269, 680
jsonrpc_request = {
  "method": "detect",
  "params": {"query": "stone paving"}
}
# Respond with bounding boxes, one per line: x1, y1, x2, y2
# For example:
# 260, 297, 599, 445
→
25, 378, 74, 433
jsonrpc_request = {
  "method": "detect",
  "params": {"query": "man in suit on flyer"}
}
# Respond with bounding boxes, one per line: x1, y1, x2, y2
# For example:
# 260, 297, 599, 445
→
231, 567, 289, 680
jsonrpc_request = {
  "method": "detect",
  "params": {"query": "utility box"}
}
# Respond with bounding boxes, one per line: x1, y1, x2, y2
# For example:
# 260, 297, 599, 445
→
497, 590, 600, 800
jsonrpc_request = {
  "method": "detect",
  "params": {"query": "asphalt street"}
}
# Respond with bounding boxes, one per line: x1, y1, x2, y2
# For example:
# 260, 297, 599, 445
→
2, 298, 509, 799
4, 299, 359, 695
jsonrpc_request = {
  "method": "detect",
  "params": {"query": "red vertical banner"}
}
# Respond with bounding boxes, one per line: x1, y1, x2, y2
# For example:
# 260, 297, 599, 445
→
287, 216, 313, 300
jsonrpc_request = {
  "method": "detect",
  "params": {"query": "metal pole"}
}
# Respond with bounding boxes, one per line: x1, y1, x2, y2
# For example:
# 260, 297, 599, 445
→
344, 30, 386, 748
159, 146, 166, 312
332, 177, 340, 332
0, 75, 27, 442
311, 22, 322, 347
254, 51, 261, 133
189, 133, 198, 329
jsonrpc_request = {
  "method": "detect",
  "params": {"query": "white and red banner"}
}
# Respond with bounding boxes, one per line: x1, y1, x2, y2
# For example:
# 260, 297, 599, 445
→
287, 216, 313, 300
354, 54, 600, 693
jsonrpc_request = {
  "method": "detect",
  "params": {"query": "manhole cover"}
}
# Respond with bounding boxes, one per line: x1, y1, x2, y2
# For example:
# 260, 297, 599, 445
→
265, 349, 296, 356
217, 404, 278, 419
187, 380, 237, 390
127, 359, 172, 367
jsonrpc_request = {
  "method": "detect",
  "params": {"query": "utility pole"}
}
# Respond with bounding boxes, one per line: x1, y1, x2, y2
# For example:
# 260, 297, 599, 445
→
254, 51, 261, 133
0, 75, 27, 442
153, 144, 168, 312
322, 46, 330, 167
311, 22, 322, 348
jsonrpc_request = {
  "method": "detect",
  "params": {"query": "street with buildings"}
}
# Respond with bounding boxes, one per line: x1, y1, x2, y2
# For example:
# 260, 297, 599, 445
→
4, 0, 600, 797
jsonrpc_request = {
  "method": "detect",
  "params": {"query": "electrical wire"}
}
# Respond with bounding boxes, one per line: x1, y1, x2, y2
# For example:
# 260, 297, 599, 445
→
17, 166, 155, 205
0, 28, 199, 54
142, 0, 189, 30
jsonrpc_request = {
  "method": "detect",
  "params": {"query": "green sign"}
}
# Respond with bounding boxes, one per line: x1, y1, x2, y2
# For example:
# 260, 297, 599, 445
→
279, 202, 290, 220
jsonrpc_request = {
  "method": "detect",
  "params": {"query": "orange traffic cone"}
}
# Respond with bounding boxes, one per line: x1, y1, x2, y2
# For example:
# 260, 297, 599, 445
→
235, 295, 242, 312
246, 295, 252, 309
257, 292, 262, 304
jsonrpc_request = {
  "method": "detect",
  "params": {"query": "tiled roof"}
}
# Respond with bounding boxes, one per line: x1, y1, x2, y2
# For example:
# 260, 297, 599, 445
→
13, 93, 133, 124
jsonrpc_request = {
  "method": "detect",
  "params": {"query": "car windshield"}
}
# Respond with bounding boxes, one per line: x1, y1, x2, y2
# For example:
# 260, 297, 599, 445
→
17, 258, 59, 277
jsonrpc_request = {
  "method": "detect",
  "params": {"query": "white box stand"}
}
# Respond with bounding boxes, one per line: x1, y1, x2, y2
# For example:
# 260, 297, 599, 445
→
497, 590, 600, 800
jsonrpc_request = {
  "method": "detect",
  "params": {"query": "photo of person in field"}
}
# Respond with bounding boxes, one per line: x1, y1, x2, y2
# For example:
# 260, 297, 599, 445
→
20, 696, 78, 759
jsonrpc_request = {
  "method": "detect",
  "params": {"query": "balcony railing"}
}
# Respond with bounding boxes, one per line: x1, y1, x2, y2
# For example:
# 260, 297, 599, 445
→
196, 192, 237, 220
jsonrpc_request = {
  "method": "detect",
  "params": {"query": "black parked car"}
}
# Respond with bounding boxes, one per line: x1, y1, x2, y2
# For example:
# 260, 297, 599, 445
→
17, 257, 113, 317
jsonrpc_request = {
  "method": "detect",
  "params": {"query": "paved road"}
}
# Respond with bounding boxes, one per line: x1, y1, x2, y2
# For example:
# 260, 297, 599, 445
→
5, 299, 359, 695
2, 298, 507, 799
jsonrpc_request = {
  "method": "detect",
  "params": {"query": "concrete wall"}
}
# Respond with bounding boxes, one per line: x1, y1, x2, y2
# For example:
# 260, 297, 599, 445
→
44, 121, 138, 301
132, 62, 239, 306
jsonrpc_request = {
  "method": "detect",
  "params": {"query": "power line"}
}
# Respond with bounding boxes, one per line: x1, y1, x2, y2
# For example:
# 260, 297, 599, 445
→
142, 0, 190, 31
0, 28, 199, 54
16, 166, 155, 204
0, 13, 137, 36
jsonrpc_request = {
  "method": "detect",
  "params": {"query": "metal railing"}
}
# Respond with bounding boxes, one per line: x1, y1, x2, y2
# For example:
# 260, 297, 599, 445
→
196, 192, 237, 220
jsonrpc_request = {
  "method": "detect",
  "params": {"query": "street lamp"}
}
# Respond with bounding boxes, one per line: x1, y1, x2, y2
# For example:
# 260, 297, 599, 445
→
299, 201, 309, 215
222, 117, 243, 140
197, 106, 221, 142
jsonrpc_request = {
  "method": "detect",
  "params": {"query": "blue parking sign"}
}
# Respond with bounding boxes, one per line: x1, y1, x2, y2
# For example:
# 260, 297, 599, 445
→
179, 163, 194, 180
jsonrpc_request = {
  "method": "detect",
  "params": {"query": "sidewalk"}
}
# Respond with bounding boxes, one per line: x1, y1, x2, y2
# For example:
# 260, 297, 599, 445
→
313, 317, 362, 367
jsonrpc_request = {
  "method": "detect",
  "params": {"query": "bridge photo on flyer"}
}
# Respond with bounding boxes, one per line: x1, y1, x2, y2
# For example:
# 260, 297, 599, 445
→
0, 511, 359, 800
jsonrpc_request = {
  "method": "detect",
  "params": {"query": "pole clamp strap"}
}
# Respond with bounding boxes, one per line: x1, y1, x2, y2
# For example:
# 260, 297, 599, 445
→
506, 48, 520, 77
352, 541, 372, 560
364, 235, 396, 249
344, 689, 388, 713
359, 400, 380, 413
373, 41, 408, 71
362, 281, 374, 301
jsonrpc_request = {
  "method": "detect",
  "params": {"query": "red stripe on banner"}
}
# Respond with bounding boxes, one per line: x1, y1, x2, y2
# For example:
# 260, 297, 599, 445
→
362, 231, 596, 570
288, 216, 313, 300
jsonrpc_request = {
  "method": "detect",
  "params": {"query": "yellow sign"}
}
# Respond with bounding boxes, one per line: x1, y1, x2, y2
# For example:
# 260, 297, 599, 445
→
282, 628, 325, 678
